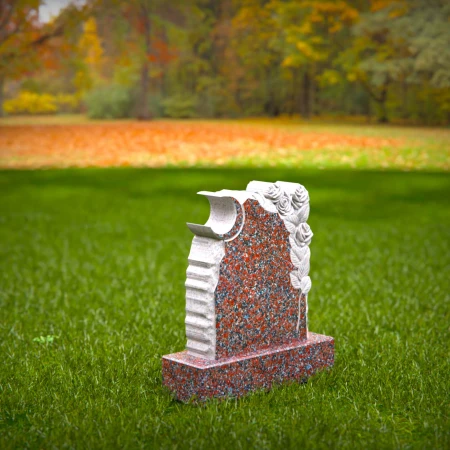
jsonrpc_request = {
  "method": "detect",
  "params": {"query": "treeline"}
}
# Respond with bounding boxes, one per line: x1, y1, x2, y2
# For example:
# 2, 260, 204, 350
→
1, 0, 450, 124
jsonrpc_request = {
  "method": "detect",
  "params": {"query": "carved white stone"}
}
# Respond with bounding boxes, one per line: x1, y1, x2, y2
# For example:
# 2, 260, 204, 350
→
185, 190, 251, 359
185, 181, 313, 360
185, 236, 224, 359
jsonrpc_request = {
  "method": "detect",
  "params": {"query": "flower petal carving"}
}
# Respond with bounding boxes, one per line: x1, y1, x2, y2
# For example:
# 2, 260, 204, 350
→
297, 258, 310, 279
296, 203, 310, 223
292, 185, 309, 210
290, 271, 302, 289
264, 183, 282, 203
277, 192, 294, 216
299, 276, 312, 295
290, 244, 310, 268
293, 223, 313, 247
285, 203, 310, 227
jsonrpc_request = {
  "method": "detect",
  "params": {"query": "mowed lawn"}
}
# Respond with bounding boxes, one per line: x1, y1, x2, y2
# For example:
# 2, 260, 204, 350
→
0, 116, 449, 170
1, 167, 449, 449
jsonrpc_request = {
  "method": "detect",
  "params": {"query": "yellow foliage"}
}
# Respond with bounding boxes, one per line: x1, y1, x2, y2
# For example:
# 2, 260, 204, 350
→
275, 0, 359, 67
317, 69, 342, 86
304, 0, 359, 26
282, 56, 295, 67
4, 92, 57, 114
4, 91, 78, 115
76, 17, 104, 95
298, 21, 312, 35
296, 41, 322, 60
74, 69, 92, 95
55, 94, 79, 110
79, 18, 104, 68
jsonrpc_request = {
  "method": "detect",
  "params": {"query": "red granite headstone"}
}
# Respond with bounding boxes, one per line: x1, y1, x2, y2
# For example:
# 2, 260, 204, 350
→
162, 181, 334, 401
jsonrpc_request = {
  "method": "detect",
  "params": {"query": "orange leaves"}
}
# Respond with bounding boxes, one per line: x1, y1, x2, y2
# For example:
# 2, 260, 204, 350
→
150, 38, 178, 65
0, 121, 405, 169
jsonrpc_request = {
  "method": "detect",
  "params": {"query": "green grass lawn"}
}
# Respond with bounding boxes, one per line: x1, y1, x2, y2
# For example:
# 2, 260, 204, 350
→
0, 168, 449, 449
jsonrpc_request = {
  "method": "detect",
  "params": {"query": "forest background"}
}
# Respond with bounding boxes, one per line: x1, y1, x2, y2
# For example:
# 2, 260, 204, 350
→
1, 0, 450, 125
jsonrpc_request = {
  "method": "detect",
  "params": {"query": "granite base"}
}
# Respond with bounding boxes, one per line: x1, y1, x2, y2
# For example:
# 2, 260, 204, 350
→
162, 332, 334, 402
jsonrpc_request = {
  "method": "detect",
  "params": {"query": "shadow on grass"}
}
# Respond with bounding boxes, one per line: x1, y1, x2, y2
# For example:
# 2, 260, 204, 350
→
1, 167, 449, 224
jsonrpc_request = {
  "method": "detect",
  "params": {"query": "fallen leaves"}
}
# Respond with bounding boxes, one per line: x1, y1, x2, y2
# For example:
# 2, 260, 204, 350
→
0, 120, 447, 170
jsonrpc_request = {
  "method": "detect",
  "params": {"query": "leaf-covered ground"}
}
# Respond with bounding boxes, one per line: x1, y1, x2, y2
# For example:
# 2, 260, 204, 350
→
1, 117, 449, 170
0, 168, 449, 449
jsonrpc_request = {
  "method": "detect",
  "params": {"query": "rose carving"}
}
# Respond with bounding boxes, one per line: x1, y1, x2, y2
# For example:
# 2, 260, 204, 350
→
294, 223, 313, 247
277, 192, 294, 216
292, 185, 309, 210
264, 183, 282, 204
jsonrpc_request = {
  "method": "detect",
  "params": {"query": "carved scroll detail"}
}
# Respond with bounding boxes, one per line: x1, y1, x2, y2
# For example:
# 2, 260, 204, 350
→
185, 191, 246, 359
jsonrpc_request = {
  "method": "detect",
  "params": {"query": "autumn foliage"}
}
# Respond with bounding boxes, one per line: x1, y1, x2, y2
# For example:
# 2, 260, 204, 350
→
1, 0, 450, 124
0, 121, 411, 169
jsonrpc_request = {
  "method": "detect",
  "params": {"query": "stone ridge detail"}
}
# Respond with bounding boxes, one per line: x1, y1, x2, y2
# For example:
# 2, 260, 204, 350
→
185, 236, 224, 360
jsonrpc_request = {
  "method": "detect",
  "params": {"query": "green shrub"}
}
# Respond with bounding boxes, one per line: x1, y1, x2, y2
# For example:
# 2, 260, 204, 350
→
161, 94, 197, 118
147, 92, 164, 118
85, 85, 133, 119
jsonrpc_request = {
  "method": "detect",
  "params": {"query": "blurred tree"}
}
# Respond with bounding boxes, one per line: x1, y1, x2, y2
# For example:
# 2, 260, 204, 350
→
1, 0, 47, 116
345, 0, 450, 122
74, 17, 104, 96
0, 0, 86, 116
2, 0, 449, 124
272, 0, 359, 118
94, 0, 186, 119
232, 0, 281, 116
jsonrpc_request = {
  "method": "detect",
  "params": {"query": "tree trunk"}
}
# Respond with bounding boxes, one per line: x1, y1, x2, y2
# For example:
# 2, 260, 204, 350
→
289, 69, 296, 117
313, 77, 319, 116
0, 75, 4, 118
401, 80, 408, 119
310, 71, 316, 116
301, 71, 311, 119
358, 77, 389, 124
366, 98, 372, 123
137, 8, 152, 120
286, 68, 297, 117
378, 84, 388, 123
138, 63, 151, 120
264, 74, 280, 117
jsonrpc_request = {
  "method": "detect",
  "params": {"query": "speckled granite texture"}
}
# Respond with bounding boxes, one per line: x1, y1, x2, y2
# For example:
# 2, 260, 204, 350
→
163, 333, 334, 402
215, 198, 306, 359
